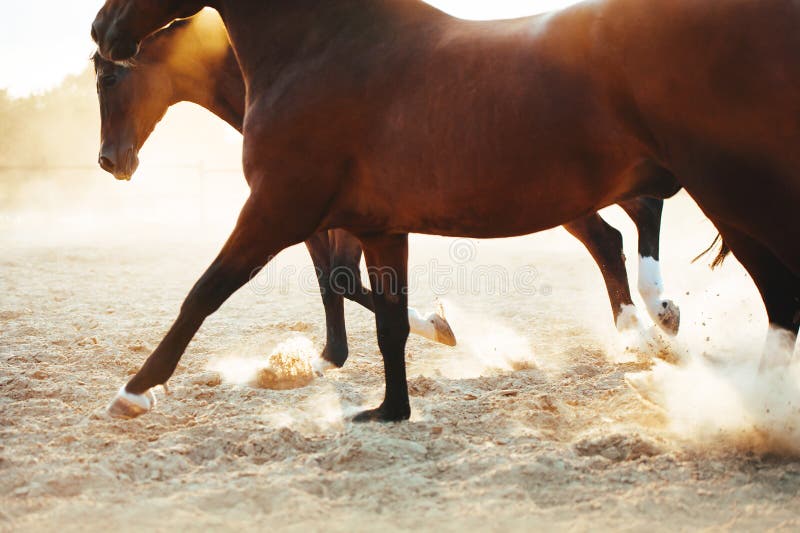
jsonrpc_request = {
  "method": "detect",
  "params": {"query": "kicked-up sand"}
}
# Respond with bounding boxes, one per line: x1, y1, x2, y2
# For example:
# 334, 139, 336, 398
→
2, 169, 800, 532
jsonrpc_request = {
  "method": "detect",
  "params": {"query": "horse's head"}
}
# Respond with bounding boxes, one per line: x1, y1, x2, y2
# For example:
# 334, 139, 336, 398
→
91, 0, 205, 62
93, 48, 173, 180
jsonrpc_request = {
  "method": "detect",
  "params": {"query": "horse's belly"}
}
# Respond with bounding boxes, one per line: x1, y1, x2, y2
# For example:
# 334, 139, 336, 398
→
342, 151, 632, 238
397, 182, 605, 238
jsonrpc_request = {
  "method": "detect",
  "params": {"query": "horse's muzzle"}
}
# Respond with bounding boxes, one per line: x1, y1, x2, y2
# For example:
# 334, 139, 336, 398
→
98, 146, 138, 181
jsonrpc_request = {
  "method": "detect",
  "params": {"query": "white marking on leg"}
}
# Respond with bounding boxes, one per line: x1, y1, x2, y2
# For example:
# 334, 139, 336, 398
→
616, 304, 642, 331
638, 256, 680, 335
408, 307, 457, 345
107, 385, 155, 419
638, 256, 665, 307
311, 357, 336, 376
408, 307, 437, 341
614, 304, 678, 364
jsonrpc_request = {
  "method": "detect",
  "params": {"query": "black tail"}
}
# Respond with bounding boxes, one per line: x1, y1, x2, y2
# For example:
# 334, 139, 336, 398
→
692, 234, 732, 270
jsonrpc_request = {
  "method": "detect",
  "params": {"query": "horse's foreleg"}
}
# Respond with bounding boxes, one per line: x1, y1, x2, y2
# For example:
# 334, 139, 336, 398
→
108, 196, 292, 418
715, 222, 800, 369
564, 214, 638, 331
305, 232, 349, 370
352, 233, 411, 423
620, 198, 680, 335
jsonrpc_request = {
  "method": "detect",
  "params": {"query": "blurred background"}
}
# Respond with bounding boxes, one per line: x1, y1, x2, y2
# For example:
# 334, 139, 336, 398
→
0, 1, 586, 244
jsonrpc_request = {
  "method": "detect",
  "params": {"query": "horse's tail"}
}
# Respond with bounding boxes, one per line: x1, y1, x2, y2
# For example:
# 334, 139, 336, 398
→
692, 234, 732, 269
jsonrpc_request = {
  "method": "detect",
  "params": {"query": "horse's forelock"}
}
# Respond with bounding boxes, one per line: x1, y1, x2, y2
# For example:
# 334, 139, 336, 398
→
91, 49, 138, 72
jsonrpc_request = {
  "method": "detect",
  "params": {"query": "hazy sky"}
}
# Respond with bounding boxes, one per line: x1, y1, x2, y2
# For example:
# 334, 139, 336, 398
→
0, 0, 579, 97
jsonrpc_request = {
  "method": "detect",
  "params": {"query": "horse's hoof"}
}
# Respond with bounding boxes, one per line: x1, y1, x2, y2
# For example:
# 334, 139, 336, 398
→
351, 402, 411, 423
107, 386, 155, 419
408, 307, 457, 346
311, 357, 336, 377
656, 300, 680, 336
429, 313, 457, 346
320, 342, 348, 369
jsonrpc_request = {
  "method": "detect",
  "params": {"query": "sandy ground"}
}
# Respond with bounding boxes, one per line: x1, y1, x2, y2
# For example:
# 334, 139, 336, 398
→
2, 170, 800, 532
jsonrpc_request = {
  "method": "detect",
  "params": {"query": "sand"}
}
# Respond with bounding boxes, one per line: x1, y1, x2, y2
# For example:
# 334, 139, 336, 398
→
2, 172, 800, 532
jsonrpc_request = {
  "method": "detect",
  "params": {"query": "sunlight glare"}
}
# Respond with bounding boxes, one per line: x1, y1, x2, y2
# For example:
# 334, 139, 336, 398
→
427, 0, 582, 20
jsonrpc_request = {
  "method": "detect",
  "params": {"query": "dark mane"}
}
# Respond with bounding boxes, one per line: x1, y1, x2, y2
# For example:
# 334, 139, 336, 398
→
91, 50, 113, 72
91, 17, 195, 70
146, 17, 194, 49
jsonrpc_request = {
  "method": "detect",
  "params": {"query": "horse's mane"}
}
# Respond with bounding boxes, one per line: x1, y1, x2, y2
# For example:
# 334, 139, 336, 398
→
91, 17, 196, 70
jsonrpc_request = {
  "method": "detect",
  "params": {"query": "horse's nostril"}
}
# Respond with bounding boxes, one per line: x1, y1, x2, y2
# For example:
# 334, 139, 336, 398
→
91, 23, 98, 43
99, 155, 115, 173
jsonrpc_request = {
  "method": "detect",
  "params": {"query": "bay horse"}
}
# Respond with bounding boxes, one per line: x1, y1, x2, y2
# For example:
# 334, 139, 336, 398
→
92, 10, 680, 351
91, 13, 458, 373
92, 0, 799, 422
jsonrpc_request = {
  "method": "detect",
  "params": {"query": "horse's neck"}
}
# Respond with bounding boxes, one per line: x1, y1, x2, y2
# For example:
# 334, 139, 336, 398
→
216, 0, 445, 90
169, 24, 245, 132
203, 49, 245, 133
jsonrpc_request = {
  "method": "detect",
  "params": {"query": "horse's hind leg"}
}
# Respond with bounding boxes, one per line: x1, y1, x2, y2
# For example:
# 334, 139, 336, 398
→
564, 214, 639, 331
330, 230, 456, 347
329, 229, 373, 311
715, 221, 800, 368
352, 233, 411, 422
619, 198, 680, 335
107, 196, 297, 419
305, 232, 349, 370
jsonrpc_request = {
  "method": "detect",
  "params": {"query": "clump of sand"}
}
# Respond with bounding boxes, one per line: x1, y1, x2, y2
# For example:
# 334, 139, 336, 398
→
255, 337, 317, 390
209, 336, 317, 390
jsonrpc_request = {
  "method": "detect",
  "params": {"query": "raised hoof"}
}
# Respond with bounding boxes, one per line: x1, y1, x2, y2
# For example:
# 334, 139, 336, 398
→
430, 313, 457, 346
107, 386, 155, 419
351, 403, 411, 423
656, 300, 680, 336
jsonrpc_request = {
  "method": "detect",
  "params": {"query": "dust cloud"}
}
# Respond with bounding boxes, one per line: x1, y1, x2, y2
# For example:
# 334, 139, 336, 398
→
3, 50, 800, 531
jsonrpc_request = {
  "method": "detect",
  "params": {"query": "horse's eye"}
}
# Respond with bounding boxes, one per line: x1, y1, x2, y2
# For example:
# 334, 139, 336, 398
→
100, 75, 117, 88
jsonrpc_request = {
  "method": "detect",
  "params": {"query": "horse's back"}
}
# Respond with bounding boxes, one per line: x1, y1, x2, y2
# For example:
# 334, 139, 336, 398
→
603, 0, 800, 160
602, 0, 800, 268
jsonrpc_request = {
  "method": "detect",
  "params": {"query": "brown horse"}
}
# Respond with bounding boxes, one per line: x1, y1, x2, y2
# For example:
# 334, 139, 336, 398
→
92, 9, 679, 346
91, 13, 457, 373
92, 0, 799, 422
